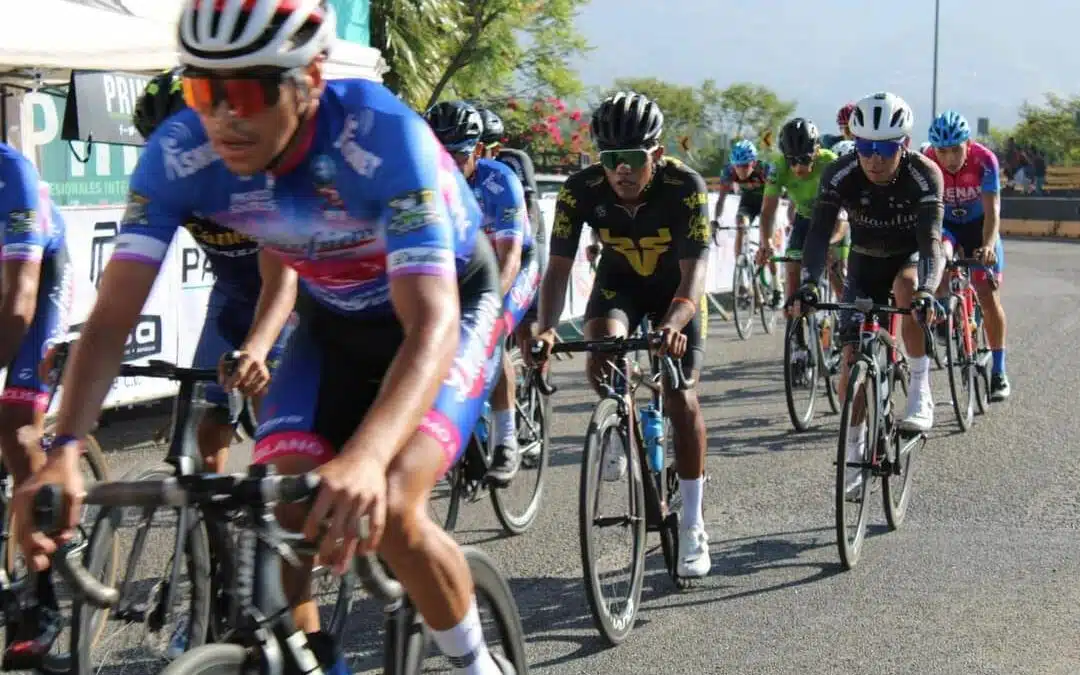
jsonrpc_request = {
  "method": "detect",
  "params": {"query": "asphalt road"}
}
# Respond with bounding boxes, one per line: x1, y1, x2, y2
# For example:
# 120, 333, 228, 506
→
79, 238, 1079, 675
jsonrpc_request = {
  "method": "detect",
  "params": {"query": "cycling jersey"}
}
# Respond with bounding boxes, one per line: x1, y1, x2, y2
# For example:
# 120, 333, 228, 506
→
763, 148, 838, 218
182, 216, 261, 302
117, 78, 499, 472
0, 143, 72, 411
495, 147, 547, 285
925, 141, 1000, 224
720, 162, 772, 196
806, 150, 945, 291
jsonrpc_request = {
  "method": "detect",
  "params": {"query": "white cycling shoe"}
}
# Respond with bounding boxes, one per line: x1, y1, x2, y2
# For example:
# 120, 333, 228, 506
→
676, 522, 712, 579
900, 383, 934, 433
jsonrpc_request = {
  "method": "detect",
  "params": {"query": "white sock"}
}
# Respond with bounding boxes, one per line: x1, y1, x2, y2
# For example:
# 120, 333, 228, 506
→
846, 422, 867, 460
909, 355, 929, 381
430, 599, 499, 674
492, 409, 516, 447
680, 477, 704, 530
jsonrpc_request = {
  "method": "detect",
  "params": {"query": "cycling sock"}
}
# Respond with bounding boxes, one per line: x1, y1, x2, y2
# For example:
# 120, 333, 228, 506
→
492, 409, 516, 447
909, 355, 930, 388
992, 349, 1006, 375
431, 598, 495, 674
680, 476, 704, 530
846, 422, 867, 457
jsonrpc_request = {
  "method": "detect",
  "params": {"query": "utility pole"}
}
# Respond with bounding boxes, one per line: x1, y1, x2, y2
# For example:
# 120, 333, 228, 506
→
931, 0, 940, 118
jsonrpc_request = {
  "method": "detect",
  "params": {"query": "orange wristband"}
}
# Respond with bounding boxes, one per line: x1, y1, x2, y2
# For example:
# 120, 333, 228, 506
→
671, 296, 697, 315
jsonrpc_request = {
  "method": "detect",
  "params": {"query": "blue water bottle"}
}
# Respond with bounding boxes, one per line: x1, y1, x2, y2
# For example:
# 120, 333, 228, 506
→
640, 404, 665, 473
476, 401, 492, 445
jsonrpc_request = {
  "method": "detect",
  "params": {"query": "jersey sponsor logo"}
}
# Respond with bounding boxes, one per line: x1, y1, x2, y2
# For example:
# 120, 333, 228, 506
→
556, 188, 577, 209
1, 243, 42, 260
333, 115, 383, 178
388, 189, 440, 234
551, 211, 573, 239
500, 206, 524, 224
906, 161, 931, 192
253, 433, 333, 464
682, 192, 708, 209
186, 221, 256, 249
944, 185, 980, 203
482, 172, 504, 195
387, 246, 454, 274
688, 214, 711, 244
162, 125, 217, 180
598, 227, 672, 276
829, 158, 860, 187
312, 282, 390, 312
444, 294, 501, 402
229, 187, 276, 213
121, 193, 149, 227
594, 205, 607, 218
7, 209, 39, 234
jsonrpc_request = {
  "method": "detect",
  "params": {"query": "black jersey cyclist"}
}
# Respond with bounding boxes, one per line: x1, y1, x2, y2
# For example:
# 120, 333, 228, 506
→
425, 101, 540, 484
794, 92, 945, 494
530, 91, 713, 580
132, 69, 295, 475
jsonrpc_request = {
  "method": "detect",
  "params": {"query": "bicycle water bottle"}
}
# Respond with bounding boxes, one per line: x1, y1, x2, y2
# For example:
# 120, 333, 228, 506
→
639, 404, 665, 473
475, 401, 492, 445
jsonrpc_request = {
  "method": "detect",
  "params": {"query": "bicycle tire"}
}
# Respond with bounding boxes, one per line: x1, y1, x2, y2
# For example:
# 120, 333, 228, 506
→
159, 643, 246, 675
973, 313, 991, 415
71, 464, 212, 675
491, 347, 550, 535
758, 266, 781, 334
579, 397, 646, 645
819, 311, 841, 415
731, 256, 755, 340
883, 364, 917, 530
783, 316, 819, 432
22, 429, 110, 674
944, 295, 974, 431
835, 359, 874, 570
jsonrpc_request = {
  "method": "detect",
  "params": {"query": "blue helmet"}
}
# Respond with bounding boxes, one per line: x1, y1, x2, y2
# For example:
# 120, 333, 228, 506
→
730, 139, 757, 165
928, 111, 971, 148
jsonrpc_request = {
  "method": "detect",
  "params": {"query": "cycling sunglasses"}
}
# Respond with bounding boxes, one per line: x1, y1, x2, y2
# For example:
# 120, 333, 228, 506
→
599, 148, 651, 170
784, 154, 814, 167
855, 138, 905, 158
181, 69, 294, 118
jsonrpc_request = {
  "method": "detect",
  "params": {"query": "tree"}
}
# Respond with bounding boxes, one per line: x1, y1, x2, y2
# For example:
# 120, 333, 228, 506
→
1008, 94, 1080, 164
368, 0, 590, 111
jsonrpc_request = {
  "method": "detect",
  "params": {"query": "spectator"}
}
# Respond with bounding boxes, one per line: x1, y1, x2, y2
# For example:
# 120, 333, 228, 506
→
1033, 149, 1047, 194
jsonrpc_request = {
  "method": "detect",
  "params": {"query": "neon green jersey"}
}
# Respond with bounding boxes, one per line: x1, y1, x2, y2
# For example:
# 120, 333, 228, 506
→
763, 148, 838, 218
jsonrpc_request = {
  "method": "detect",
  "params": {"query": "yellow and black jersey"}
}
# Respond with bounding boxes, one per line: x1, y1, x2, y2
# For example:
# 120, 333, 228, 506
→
549, 158, 711, 282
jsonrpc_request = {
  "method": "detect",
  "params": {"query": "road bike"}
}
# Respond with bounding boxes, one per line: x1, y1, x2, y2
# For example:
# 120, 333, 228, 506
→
34, 468, 529, 675
715, 222, 782, 339
942, 259, 995, 430
535, 327, 693, 645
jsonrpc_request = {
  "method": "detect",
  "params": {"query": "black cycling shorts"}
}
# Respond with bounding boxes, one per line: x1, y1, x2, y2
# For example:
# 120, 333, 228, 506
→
583, 277, 706, 380
736, 194, 763, 222
838, 251, 917, 344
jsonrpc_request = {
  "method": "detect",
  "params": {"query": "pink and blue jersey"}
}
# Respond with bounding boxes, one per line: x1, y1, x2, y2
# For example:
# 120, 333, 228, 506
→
926, 141, 1000, 225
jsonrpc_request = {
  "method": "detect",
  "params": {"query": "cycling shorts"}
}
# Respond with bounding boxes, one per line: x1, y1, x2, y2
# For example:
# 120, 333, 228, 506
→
943, 217, 1004, 283
504, 244, 540, 331
253, 236, 505, 476
192, 284, 294, 411
838, 251, 917, 345
1, 252, 72, 412
736, 193, 763, 222
584, 275, 706, 381
786, 214, 811, 258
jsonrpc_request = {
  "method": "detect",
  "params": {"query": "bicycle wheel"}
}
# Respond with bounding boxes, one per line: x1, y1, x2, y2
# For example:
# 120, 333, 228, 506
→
816, 286, 840, 415
160, 643, 246, 675
731, 256, 756, 340
13, 429, 110, 674
758, 265, 782, 334
835, 359, 875, 570
944, 295, 974, 431
973, 309, 992, 415
883, 363, 918, 530
784, 315, 819, 432
579, 397, 646, 645
71, 464, 212, 675
491, 347, 550, 535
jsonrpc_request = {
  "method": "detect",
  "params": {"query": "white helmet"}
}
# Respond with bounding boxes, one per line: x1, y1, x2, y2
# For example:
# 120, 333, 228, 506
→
849, 92, 914, 141
919, 141, 933, 154
178, 0, 336, 71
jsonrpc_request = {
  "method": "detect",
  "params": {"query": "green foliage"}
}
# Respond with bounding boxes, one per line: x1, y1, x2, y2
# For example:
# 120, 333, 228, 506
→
987, 93, 1080, 164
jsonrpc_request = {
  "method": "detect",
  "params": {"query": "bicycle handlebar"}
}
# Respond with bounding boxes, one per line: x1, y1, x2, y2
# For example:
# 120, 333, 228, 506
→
810, 299, 913, 315
529, 333, 694, 395
33, 472, 404, 610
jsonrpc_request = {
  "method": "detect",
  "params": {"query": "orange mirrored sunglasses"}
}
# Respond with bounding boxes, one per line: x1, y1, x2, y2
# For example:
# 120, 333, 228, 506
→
181, 72, 289, 118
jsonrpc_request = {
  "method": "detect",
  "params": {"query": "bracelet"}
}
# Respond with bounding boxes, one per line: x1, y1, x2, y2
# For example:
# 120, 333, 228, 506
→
671, 296, 698, 315
45, 434, 81, 454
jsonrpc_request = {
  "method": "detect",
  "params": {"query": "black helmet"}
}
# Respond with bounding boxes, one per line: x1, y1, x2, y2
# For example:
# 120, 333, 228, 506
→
477, 108, 505, 145
133, 69, 186, 141
424, 101, 483, 151
778, 118, 820, 157
590, 91, 664, 151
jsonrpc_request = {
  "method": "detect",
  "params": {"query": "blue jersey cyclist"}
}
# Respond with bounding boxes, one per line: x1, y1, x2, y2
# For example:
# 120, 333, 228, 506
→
18, 1, 513, 674
425, 101, 540, 485
132, 69, 295, 475
0, 143, 73, 666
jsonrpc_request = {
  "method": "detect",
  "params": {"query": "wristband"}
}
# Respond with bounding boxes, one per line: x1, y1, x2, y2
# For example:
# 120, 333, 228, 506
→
45, 434, 81, 454
671, 296, 697, 315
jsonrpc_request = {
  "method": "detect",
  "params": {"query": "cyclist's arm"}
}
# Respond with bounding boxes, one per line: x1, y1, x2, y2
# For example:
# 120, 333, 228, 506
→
801, 167, 844, 285
980, 153, 1003, 248
712, 178, 732, 221
537, 182, 586, 333
760, 165, 784, 244
492, 171, 527, 295
830, 211, 849, 244
0, 163, 47, 367
916, 165, 946, 292
240, 249, 298, 361
661, 177, 710, 332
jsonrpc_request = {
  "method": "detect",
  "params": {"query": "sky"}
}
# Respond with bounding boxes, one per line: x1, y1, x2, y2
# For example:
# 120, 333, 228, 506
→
569, 0, 1080, 141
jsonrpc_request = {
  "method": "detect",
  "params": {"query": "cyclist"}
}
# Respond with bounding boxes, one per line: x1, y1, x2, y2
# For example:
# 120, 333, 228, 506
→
711, 139, 781, 307
0, 143, 72, 666
822, 101, 856, 149
531, 91, 713, 580
756, 118, 844, 313
17, 1, 513, 673
925, 110, 1010, 400
919, 141, 933, 155
426, 101, 540, 484
132, 68, 296, 474
795, 92, 944, 492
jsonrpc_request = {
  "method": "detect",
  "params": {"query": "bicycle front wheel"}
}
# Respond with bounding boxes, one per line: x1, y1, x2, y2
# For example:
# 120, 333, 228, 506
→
835, 359, 875, 570
944, 295, 974, 431
784, 315, 819, 432
160, 644, 246, 675
579, 397, 646, 645
731, 256, 756, 340
883, 363, 918, 530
